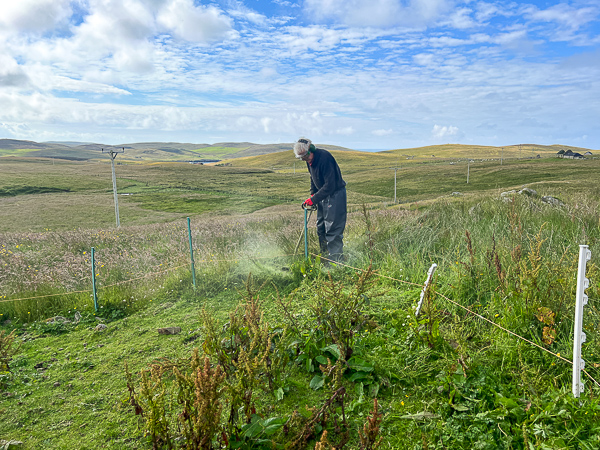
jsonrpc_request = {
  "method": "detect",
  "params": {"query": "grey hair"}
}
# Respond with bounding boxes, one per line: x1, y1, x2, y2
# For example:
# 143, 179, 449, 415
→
293, 137, 311, 159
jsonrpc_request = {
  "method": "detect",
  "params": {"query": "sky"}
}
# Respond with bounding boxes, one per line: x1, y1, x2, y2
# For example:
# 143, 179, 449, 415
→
1, 0, 599, 150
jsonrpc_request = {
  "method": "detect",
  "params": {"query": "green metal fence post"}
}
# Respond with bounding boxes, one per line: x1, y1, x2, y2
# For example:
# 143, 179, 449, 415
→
187, 217, 197, 289
91, 247, 99, 311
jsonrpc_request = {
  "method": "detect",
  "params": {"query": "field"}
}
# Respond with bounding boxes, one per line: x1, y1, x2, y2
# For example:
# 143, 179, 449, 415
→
1, 144, 598, 232
1, 146, 600, 449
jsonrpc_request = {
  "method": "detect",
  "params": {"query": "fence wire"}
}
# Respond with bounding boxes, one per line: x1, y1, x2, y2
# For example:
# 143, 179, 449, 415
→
313, 252, 600, 390
2, 247, 599, 390
0, 253, 296, 304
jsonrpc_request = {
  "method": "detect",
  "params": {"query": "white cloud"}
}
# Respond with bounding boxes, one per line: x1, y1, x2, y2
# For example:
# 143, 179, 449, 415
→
9, 0, 235, 74
0, 0, 72, 33
157, 0, 235, 42
261, 117, 272, 133
372, 129, 393, 136
304, 0, 453, 28
413, 53, 435, 65
226, 1, 274, 26
277, 26, 376, 54
0, 54, 30, 87
53, 76, 132, 95
428, 35, 467, 47
474, 3, 500, 22
336, 126, 354, 135
273, 0, 300, 7
523, 3, 598, 31
432, 124, 460, 139
440, 7, 476, 29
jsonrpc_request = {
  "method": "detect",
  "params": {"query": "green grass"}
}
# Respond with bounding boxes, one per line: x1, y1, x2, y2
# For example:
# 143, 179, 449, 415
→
2, 146, 600, 448
188, 146, 248, 158
1, 150, 599, 233
0, 149, 41, 157
130, 191, 279, 214
2, 188, 600, 448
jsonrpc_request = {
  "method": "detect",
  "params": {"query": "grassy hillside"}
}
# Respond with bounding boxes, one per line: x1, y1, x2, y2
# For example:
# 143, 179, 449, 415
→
380, 143, 590, 159
5, 139, 591, 164
1, 150, 599, 233
0, 139, 357, 162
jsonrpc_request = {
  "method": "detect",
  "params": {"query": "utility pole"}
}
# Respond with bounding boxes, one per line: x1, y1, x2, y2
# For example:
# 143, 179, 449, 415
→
519, 144, 522, 160
467, 160, 470, 184
501, 147, 503, 166
389, 167, 399, 203
102, 148, 124, 227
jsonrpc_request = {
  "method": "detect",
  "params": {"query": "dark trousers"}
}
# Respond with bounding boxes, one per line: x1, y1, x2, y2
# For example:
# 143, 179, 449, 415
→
316, 188, 347, 262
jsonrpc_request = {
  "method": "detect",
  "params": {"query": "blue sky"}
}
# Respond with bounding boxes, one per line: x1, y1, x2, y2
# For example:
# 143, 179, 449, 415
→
1, 0, 599, 150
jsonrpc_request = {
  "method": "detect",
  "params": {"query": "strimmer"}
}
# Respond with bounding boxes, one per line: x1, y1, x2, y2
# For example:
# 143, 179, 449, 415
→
294, 203, 317, 258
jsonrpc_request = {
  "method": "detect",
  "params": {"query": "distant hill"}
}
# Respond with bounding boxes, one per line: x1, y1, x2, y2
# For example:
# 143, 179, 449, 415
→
44, 141, 96, 147
380, 143, 593, 159
1, 139, 594, 163
0, 139, 72, 151
0, 139, 354, 162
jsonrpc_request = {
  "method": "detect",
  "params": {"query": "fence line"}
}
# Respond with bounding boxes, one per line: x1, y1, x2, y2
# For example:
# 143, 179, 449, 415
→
98, 263, 190, 290
0, 253, 297, 304
0, 289, 93, 304
313, 252, 600, 390
2, 244, 598, 390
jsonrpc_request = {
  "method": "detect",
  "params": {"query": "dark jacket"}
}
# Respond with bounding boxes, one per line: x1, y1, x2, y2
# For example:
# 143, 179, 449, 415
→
307, 148, 346, 204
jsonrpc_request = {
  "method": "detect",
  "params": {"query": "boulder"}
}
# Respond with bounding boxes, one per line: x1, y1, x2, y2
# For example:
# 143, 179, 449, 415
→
541, 196, 565, 207
518, 187, 538, 197
46, 316, 69, 324
94, 324, 107, 332
500, 190, 517, 202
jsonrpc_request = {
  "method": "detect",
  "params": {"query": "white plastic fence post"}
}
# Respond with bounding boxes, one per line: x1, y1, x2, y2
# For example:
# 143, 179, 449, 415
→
415, 263, 438, 317
573, 245, 591, 398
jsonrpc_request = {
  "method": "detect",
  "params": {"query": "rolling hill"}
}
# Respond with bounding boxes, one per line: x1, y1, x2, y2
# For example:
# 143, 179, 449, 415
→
0, 139, 356, 162
0, 138, 595, 164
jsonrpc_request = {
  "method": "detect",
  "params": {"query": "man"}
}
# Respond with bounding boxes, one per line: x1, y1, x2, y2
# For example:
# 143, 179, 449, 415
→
293, 137, 347, 263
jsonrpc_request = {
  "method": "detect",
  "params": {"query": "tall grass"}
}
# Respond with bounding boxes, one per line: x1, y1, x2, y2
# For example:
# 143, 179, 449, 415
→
2, 188, 599, 327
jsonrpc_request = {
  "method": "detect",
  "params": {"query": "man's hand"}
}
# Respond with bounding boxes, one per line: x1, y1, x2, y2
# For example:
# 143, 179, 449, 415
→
302, 197, 314, 208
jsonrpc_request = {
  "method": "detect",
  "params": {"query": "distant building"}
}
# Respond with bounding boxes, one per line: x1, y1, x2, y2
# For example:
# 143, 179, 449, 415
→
556, 149, 565, 157
563, 150, 584, 159
584, 151, 593, 156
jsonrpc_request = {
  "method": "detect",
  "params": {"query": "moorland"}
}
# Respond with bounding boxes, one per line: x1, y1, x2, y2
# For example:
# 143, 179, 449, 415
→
1, 141, 600, 449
